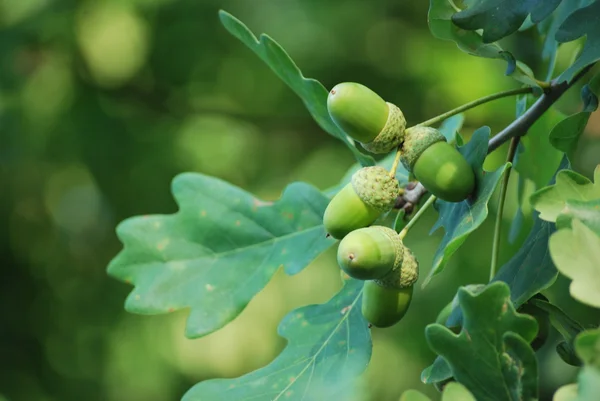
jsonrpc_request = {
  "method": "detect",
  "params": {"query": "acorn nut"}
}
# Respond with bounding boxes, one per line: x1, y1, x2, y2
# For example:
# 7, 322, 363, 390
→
323, 167, 400, 239
337, 226, 403, 280
328, 82, 406, 154
400, 126, 475, 203
362, 281, 413, 328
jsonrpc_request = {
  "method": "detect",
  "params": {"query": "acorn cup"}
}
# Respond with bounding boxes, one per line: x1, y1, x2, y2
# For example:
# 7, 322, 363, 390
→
323, 167, 400, 240
400, 126, 476, 203
327, 82, 406, 154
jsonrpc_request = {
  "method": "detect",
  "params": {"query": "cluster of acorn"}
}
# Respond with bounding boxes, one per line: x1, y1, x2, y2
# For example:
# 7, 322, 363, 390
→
322, 82, 477, 328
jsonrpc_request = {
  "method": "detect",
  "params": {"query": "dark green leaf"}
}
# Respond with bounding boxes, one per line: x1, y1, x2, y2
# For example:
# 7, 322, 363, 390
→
182, 279, 371, 401
492, 216, 557, 306
452, 0, 561, 43
427, 0, 540, 87
108, 173, 333, 338
539, 0, 593, 80
556, 199, 600, 234
556, 1, 600, 82
423, 159, 568, 383
423, 127, 509, 287
549, 74, 600, 158
438, 114, 465, 143
550, 219, 600, 308
531, 166, 600, 223
218, 11, 374, 166
423, 217, 556, 384
425, 282, 539, 401
529, 298, 585, 366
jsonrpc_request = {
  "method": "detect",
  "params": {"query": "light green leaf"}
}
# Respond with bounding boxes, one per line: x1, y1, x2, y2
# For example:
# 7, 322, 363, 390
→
423, 127, 509, 287
399, 389, 432, 401
183, 279, 371, 401
556, 199, 600, 235
400, 382, 475, 401
530, 166, 600, 223
556, 1, 600, 83
550, 219, 600, 308
554, 329, 600, 401
108, 173, 334, 338
218, 10, 374, 166
442, 382, 477, 401
425, 282, 539, 401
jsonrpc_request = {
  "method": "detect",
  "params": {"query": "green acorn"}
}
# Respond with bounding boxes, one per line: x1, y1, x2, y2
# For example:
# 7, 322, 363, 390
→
362, 281, 413, 328
337, 226, 403, 280
327, 82, 406, 154
323, 167, 400, 239
400, 126, 475, 203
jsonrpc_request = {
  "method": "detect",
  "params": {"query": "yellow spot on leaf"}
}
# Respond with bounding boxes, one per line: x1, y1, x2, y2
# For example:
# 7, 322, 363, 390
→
156, 238, 170, 251
200, 210, 207, 217
235, 220, 241, 226
205, 284, 215, 291
281, 248, 287, 255
135, 294, 141, 300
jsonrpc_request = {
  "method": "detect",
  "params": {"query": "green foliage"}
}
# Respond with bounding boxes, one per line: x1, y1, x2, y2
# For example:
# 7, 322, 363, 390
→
108, 173, 333, 338
92, 2, 600, 401
550, 219, 600, 308
423, 127, 509, 286
401, 382, 476, 401
531, 167, 600, 223
451, 0, 560, 43
427, 0, 539, 86
550, 74, 600, 161
218, 11, 374, 167
529, 297, 585, 366
556, 1, 600, 82
425, 282, 539, 401
554, 329, 600, 400
183, 278, 371, 401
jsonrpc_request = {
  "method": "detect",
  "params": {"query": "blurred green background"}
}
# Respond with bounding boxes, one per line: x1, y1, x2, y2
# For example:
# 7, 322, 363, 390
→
2, 1, 600, 400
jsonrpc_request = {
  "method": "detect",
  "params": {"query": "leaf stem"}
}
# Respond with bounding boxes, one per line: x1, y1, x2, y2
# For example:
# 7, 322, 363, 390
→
398, 194, 437, 240
490, 137, 519, 281
414, 87, 534, 129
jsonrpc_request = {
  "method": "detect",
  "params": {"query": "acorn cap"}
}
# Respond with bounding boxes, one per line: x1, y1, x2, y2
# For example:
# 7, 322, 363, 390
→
374, 244, 419, 289
351, 166, 400, 212
337, 226, 403, 280
328, 82, 406, 154
400, 126, 445, 171
361, 280, 414, 328
323, 182, 382, 240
